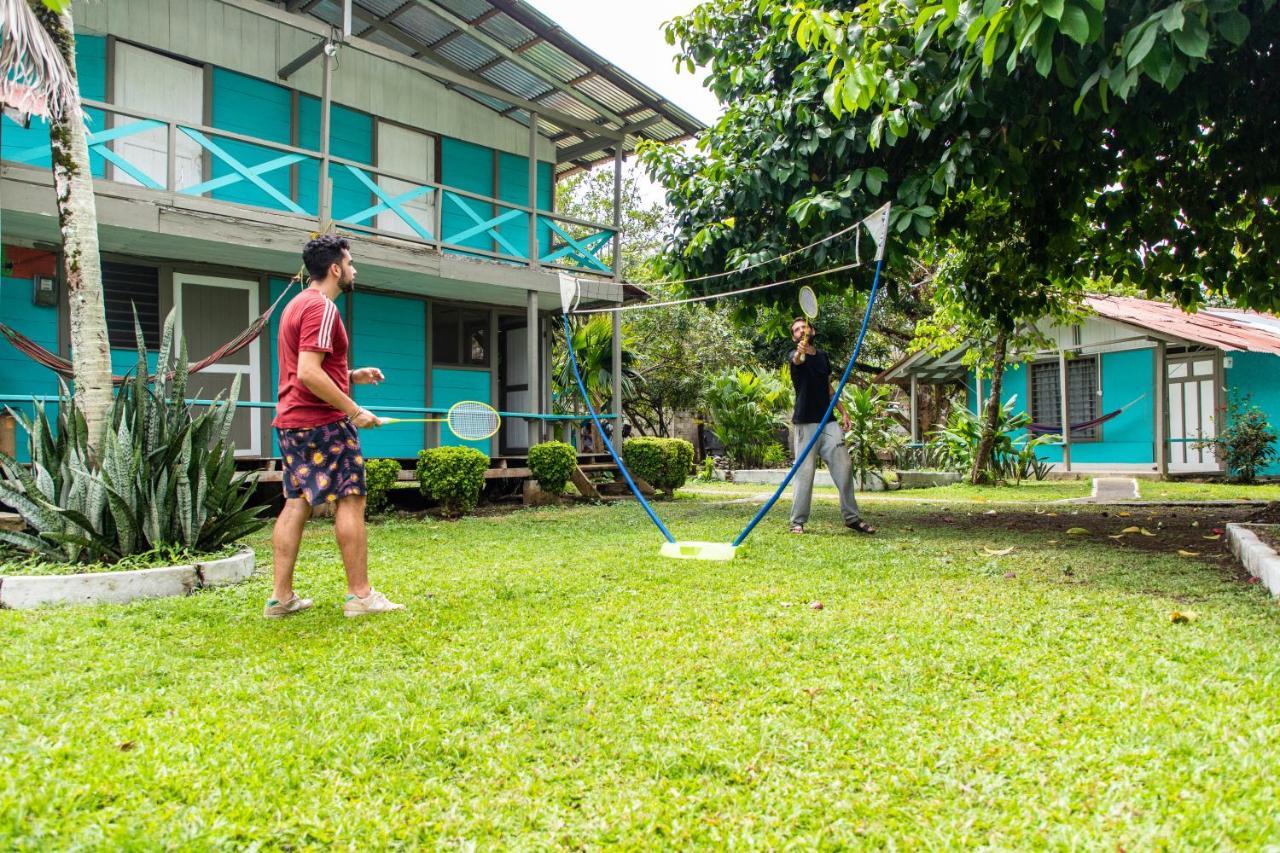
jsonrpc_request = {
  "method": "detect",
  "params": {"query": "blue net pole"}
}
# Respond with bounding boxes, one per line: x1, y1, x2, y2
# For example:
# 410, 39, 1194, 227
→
561, 314, 677, 544
732, 257, 885, 547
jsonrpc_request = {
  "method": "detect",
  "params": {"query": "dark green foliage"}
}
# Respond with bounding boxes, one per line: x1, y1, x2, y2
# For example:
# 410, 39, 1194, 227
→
761, 442, 788, 468
0, 311, 268, 564
364, 459, 402, 514
622, 437, 695, 494
927, 396, 1057, 484
528, 441, 578, 496
704, 369, 792, 468
416, 446, 489, 518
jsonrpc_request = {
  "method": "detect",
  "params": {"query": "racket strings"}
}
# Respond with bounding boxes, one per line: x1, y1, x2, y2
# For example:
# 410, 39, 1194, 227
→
447, 402, 501, 440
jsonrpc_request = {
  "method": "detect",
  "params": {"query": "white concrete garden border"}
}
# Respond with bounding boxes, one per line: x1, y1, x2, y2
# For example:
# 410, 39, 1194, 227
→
0, 547, 256, 610
1225, 524, 1280, 600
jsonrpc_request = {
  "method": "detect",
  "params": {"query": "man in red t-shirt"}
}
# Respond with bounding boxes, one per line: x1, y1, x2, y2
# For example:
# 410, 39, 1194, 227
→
265, 235, 404, 619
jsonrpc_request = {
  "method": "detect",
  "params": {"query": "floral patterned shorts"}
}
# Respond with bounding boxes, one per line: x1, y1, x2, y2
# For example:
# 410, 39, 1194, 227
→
277, 419, 366, 506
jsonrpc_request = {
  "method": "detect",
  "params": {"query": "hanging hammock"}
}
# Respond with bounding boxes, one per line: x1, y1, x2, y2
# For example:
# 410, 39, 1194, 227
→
0, 276, 300, 385
1027, 393, 1148, 435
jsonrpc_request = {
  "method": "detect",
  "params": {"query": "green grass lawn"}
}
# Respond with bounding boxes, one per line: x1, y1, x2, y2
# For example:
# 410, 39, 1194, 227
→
682, 478, 1092, 503
3, 496, 1279, 847
1138, 480, 1280, 502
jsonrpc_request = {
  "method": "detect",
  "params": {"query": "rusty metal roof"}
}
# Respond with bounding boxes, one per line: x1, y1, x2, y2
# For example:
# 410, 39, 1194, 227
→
1085, 296, 1280, 356
292, 0, 705, 175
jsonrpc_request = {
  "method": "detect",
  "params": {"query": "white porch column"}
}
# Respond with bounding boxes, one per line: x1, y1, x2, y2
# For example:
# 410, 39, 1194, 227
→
909, 374, 920, 443
612, 145, 623, 282
1059, 349, 1072, 471
1155, 341, 1168, 477
612, 310, 623, 441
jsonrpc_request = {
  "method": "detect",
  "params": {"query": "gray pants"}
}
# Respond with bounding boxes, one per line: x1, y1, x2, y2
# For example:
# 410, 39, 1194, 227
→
790, 421, 861, 526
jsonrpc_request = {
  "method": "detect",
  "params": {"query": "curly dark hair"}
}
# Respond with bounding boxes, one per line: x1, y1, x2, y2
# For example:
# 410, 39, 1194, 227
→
302, 234, 351, 281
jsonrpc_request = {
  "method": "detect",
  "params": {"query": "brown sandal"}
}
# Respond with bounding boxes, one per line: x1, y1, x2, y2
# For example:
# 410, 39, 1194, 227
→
846, 519, 876, 534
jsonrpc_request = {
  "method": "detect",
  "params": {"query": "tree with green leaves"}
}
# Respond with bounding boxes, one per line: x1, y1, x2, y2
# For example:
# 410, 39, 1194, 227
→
640, 0, 1277, 478
2, 0, 113, 451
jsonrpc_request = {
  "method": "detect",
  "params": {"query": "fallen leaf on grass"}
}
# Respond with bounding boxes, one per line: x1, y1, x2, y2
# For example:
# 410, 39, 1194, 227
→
1003, 571, 1017, 579
1140, 528, 1157, 537
983, 547, 1015, 556
1178, 550, 1200, 557
1170, 610, 1198, 624
1067, 527, 1090, 535
1047, 539, 1060, 545
1121, 526, 1141, 534
1202, 534, 1222, 541
1108, 534, 1126, 540
1118, 511, 1131, 517
809, 601, 824, 610
118, 741, 136, 752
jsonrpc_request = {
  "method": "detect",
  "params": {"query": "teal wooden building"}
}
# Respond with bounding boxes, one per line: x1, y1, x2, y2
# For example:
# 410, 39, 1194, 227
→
881, 296, 1280, 478
1, 0, 700, 462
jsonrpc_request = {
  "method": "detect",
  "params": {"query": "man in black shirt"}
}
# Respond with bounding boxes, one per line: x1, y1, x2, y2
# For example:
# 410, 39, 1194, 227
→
788, 317, 875, 535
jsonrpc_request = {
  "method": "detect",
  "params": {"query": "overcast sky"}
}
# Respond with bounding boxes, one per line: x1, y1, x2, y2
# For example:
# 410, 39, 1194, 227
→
530, 0, 721, 127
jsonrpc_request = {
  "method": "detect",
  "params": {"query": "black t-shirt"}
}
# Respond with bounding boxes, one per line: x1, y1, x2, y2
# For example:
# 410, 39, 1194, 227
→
790, 349, 831, 424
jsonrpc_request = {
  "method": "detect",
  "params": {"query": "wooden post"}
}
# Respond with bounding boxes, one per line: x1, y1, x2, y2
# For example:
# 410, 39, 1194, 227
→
527, 290, 540, 444
1059, 349, 1072, 472
317, 39, 335, 229
909, 374, 920, 443
1155, 341, 1168, 477
612, 309, 623, 443
527, 111, 539, 269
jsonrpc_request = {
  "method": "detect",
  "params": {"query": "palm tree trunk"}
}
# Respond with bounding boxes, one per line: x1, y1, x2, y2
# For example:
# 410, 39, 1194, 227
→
37, 4, 113, 453
968, 329, 1009, 485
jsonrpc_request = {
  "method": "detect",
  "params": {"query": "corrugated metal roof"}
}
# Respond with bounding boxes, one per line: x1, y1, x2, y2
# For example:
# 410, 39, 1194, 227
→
1085, 296, 1280, 355
304, 0, 704, 170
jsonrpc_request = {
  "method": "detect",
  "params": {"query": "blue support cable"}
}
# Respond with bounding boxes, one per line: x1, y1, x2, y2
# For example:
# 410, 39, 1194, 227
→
560, 314, 676, 544
733, 257, 885, 547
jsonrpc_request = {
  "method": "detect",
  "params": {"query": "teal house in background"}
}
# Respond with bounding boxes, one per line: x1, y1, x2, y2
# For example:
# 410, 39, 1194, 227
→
1, 0, 700, 464
881, 295, 1280, 478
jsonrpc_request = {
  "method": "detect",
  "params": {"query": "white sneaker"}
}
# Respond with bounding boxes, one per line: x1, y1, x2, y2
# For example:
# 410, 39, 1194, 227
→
343, 588, 405, 618
263, 594, 313, 619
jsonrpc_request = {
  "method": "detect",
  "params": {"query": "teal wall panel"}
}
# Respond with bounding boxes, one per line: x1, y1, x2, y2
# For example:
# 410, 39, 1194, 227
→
1, 35, 107, 177
970, 349, 1157, 465
209, 69, 295, 211
440, 137, 494, 256
1225, 351, 1280, 476
351, 292, 425, 459
0, 276, 60, 462
431, 367, 491, 455
298, 96, 373, 222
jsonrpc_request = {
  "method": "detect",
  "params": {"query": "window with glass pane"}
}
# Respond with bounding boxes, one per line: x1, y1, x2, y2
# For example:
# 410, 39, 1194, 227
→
431, 306, 489, 366
1029, 357, 1100, 440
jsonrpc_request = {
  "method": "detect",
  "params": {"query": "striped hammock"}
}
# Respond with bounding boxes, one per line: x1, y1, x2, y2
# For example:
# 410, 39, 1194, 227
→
1026, 393, 1148, 434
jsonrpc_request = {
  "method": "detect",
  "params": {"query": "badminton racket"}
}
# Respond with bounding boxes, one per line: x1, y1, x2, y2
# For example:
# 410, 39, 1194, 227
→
377, 400, 501, 441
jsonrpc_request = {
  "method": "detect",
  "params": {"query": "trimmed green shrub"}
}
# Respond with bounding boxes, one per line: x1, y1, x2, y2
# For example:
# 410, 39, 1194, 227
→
622, 437, 694, 494
416, 446, 489, 517
364, 459, 401, 514
528, 441, 577, 496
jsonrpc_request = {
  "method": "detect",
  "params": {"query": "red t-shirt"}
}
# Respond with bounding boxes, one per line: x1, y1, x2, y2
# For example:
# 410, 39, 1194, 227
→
272, 289, 351, 429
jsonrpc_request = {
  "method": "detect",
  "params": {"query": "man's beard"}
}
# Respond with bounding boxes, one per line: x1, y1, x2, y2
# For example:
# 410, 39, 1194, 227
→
338, 275, 355, 294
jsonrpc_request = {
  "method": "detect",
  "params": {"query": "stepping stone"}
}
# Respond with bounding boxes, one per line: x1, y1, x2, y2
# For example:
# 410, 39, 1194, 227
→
1093, 477, 1139, 502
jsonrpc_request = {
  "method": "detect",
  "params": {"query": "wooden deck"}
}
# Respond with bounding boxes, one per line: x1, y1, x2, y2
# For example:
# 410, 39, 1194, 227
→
250, 454, 620, 484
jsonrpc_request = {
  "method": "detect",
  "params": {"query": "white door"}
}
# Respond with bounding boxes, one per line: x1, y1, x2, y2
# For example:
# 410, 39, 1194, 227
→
1167, 355, 1219, 472
173, 274, 262, 457
375, 121, 435, 239
111, 43, 203, 190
